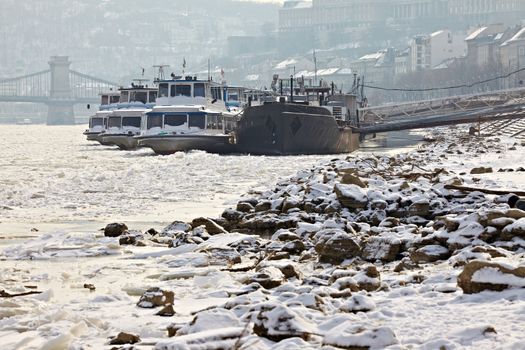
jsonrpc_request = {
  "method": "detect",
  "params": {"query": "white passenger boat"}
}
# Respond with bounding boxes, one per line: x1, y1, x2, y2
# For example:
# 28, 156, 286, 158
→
84, 92, 120, 142
101, 109, 147, 150
135, 77, 241, 154
84, 84, 157, 145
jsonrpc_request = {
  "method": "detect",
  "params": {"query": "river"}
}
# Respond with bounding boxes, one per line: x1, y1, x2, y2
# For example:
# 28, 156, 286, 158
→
0, 124, 424, 245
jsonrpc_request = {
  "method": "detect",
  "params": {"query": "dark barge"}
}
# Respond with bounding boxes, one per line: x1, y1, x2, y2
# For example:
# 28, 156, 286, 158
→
235, 81, 360, 155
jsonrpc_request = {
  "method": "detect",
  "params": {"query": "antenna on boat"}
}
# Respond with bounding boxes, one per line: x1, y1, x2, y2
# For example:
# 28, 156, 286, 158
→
132, 78, 149, 88
153, 65, 170, 82
207, 58, 211, 82
313, 49, 318, 86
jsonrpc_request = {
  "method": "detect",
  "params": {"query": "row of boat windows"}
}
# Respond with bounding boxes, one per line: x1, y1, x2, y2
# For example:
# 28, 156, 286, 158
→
101, 92, 157, 105
146, 114, 224, 130
108, 117, 142, 128
158, 83, 224, 100
120, 91, 157, 104
100, 95, 121, 105
90, 117, 141, 128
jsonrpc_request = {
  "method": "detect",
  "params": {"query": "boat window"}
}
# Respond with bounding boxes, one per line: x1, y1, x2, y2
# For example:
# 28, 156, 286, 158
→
164, 114, 187, 127
147, 115, 163, 129
110, 95, 120, 104
101, 95, 109, 105
159, 84, 169, 98
194, 83, 205, 97
175, 84, 191, 97
211, 87, 222, 101
122, 117, 141, 128
120, 91, 129, 103
228, 93, 238, 101
104, 118, 108, 128
131, 91, 147, 104
206, 114, 221, 129
189, 114, 206, 129
90, 117, 104, 128
148, 91, 157, 103
108, 116, 121, 128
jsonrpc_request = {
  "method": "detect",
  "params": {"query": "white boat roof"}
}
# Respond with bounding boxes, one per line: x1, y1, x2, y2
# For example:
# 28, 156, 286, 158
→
110, 109, 149, 117
151, 105, 206, 113
94, 111, 113, 117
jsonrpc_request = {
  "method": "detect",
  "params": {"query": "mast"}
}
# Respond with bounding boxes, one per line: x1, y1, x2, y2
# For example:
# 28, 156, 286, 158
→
153, 65, 170, 82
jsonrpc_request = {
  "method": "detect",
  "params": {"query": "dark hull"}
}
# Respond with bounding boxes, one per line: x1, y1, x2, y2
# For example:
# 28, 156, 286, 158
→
84, 131, 101, 141
236, 103, 359, 155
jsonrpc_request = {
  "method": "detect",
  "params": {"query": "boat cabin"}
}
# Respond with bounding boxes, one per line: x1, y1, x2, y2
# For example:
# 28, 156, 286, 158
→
141, 106, 229, 135
118, 86, 157, 105
155, 76, 248, 109
88, 111, 113, 131
106, 109, 145, 134
268, 76, 357, 122
99, 92, 120, 111
155, 76, 228, 104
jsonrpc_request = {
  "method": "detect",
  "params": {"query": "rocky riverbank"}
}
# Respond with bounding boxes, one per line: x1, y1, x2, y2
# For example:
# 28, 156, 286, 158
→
1, 126, 525, 349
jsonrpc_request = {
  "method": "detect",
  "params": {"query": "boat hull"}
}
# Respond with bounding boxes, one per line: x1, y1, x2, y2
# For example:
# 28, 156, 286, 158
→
236, 103, 359, 155
84, 131, 101, 141
94, 133, 115, 146
102, 134, 140, 150
136, 134, 236, 155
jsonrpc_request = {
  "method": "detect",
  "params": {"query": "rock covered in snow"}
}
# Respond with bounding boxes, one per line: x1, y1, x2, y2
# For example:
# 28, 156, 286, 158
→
323, 322, 398, 349
335, 183, 368, 209
245, 303, 316, 341
457, 260, 525, 294
191, 217, 228, 235
137, 287, 174, 308
314, 229, 361, 264
411, 245, 450, 263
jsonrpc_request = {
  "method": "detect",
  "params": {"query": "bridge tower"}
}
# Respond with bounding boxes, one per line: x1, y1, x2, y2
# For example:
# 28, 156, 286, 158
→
47, 56, 75, 125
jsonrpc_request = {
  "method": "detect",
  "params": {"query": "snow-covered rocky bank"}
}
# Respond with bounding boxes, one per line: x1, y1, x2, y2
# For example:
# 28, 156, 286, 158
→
1, 126, 525, 350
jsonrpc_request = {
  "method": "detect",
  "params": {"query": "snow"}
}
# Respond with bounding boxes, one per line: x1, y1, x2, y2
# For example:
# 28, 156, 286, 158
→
472, 267, 525, 287
1, 126, 525, 349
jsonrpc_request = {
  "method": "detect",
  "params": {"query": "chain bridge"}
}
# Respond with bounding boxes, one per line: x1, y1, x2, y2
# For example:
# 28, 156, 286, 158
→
0, 56, 119, 125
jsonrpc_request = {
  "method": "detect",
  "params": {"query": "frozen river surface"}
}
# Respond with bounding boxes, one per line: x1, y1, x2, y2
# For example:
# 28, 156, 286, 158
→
0, 125, 337, 238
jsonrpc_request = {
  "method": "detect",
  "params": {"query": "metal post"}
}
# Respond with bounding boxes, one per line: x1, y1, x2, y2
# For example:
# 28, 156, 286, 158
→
290, 75, 294, 103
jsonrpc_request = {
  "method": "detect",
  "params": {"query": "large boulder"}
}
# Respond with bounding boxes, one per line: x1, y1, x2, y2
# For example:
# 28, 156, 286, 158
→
501, 218, 525, 239
340, 173, 367, 188
246, 267, 284, 289
104, 223, 128, 237
246, 304, 316, 342
323, 322, 398, 349
334, 184, 368, 209
314, 229, 361, 264
458, 260, 525, 294
191, 217, 227, 235
470, 167, 493, 174
410, 245, 450, 263
408, 201, 430, 218
362, 235, 402, 262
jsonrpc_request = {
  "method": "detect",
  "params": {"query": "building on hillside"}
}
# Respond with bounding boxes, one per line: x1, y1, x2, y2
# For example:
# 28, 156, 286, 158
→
447, 0, 525, 24
278, 0, 525, 55
349, 48, 396, 88
409, 29, 467, 71
465, 24, 518, 67
500, 27, 525, 87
